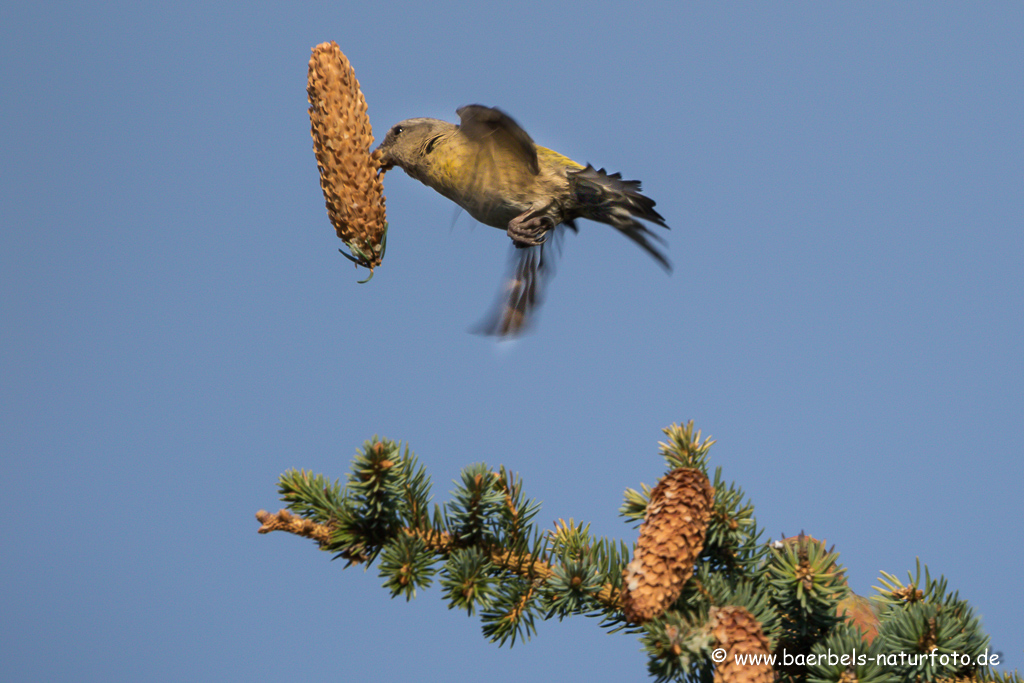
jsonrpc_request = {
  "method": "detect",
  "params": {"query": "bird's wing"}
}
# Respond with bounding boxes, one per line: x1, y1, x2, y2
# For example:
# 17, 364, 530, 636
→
472, 227, 565, 337
453, 105, 540, 226
456, 105, 539, 174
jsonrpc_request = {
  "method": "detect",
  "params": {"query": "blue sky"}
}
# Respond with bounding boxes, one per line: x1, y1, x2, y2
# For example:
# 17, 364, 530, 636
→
2, 2, 1021, 681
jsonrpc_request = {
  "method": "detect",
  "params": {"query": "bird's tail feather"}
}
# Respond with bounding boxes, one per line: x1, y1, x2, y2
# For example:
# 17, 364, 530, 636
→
568, 164, 671, 271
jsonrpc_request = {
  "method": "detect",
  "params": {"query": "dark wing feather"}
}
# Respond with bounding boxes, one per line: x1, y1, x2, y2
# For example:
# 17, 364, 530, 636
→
456, 105, 539, 174
473, 227, 565, 337
451, 104, 540, 229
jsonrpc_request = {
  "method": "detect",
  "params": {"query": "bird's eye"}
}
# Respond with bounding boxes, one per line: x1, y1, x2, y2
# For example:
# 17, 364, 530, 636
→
390, 125, 404, 137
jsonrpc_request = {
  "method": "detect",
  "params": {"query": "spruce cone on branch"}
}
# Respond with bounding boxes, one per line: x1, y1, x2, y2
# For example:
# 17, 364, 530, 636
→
621, 467, 713, 623
708, 606, 773, 683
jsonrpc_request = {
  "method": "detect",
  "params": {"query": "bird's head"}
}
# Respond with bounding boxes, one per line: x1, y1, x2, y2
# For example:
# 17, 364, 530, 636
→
374, 117, 453, 178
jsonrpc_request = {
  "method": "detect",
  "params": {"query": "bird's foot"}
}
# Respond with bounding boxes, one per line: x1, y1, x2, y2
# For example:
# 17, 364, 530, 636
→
507, 214, 554, 248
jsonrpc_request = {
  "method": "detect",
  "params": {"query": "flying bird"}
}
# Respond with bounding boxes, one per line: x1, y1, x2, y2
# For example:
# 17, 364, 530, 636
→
375, 105, 671, 336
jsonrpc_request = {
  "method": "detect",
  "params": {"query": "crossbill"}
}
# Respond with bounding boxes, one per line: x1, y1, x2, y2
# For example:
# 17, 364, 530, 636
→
375, 105, 671, 335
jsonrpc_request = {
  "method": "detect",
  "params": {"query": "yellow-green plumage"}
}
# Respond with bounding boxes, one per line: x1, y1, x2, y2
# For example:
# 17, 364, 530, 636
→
375, 104, 670, 335
537, 146, 584, 170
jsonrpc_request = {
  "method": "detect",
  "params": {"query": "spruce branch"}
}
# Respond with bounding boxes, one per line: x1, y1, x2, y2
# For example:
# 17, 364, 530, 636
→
255, 508, 332, 545
254, 423, 1013, 681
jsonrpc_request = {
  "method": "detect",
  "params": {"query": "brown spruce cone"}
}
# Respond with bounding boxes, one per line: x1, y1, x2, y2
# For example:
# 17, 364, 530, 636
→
836, 592, 879, 643
708, 606, 773, 683
307, 42, 387, 270
621, 467, 713, 623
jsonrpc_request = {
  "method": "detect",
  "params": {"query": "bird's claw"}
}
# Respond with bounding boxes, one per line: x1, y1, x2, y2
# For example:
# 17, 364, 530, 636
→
507, 214, 553, 248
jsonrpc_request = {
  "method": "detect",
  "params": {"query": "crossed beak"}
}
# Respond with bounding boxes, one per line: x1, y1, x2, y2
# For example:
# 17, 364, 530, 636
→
374, 142, 394, 175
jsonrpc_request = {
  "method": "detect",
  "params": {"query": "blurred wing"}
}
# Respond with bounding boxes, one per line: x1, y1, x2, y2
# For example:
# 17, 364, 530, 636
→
456, 105, 539, 174
455, 105, 539, 227
473, 226, 565, 337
